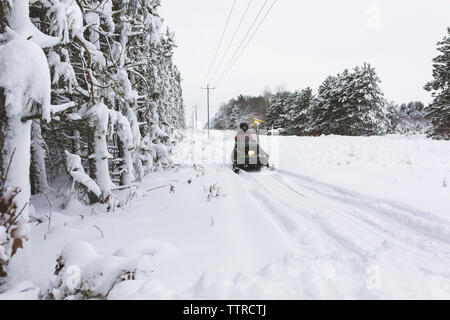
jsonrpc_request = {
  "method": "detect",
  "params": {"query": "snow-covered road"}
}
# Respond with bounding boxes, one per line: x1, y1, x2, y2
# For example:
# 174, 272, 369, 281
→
28, 130, 450, 299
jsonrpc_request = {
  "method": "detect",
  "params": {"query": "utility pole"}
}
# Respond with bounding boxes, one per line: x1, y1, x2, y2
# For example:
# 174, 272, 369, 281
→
201, 84, 215, 139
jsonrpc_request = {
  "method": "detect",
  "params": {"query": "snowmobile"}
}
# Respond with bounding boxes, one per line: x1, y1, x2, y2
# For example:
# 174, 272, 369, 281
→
231, 121, 270, 174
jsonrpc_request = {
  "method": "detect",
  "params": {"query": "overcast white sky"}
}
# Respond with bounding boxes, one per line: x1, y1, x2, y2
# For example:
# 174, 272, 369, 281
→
159, 0, 450, 125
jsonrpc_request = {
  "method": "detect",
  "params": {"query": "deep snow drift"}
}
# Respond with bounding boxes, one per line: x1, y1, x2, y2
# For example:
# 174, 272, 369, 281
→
1, 130, 449, 299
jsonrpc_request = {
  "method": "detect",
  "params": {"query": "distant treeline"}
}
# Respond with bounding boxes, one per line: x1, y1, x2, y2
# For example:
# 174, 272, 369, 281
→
211, 28, 450, 140
211, 63, 429, 136
210, 95, 268, 130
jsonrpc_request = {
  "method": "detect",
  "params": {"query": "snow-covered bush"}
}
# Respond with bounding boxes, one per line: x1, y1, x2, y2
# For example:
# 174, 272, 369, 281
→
44, 240, 173, 300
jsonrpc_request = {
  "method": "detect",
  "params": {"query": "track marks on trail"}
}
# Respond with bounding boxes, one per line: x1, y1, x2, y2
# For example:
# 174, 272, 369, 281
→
239, 170, 450, 263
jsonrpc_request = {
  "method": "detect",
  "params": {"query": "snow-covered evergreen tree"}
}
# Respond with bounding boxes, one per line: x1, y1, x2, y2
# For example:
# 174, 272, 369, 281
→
312, 63, 389, 136
24, 0, 185, 197
266, 91, 291, 130
424, 28, 450, 140
395, 101, 429, 134
285, 88, 314, 135
0, 0, 62, 290
0, 0, 184, 290
309, 75, 340, 135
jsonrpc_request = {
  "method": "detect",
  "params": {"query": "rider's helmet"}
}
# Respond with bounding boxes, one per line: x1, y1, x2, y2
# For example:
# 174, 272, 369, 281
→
239, 122, 249, 133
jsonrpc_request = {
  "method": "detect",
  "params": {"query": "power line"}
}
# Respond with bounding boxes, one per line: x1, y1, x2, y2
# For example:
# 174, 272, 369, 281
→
207, 0, 254, 85
201, 84, 216, 139
200, 0, 237, 88
215, 0, 278, 87
212, 0, 270, 86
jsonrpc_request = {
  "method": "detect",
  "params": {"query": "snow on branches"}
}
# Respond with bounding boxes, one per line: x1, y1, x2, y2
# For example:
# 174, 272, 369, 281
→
0, 0, 184, 290
65, 150, 102, 200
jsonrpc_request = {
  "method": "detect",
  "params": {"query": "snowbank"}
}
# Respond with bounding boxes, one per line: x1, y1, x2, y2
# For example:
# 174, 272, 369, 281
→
0, 281, 40, 300
108, 252, 373, 300
46, 240, 160, 299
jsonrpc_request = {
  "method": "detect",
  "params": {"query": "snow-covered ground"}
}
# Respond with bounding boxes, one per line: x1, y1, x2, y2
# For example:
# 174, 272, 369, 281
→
8, 130, 450, 299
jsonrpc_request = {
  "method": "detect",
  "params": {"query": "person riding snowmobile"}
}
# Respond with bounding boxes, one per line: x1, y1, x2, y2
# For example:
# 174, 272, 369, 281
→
232, 122, 269, 173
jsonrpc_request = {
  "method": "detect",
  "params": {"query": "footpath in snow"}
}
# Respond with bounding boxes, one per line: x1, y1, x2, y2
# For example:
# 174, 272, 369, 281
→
6, 130, 449, 299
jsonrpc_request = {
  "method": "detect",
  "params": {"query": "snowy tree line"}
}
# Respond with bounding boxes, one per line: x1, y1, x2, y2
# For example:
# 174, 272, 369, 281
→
0, 0, 184, 289
212, 63, 429, 136
266, 63, 429, 137
212, 28, 449, 140
210, 95, 268, 130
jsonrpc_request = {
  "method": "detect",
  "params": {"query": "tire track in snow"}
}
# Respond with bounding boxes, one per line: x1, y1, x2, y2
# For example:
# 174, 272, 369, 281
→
277, 169, 450, 239
239, 169, 450, 264
273, 169, 450, 257
240, 171, 382, 258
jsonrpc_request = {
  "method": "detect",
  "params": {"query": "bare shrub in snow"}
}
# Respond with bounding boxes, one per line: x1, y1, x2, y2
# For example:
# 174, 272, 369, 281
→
206, 183, 223, 202
0, 186, 25, 281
